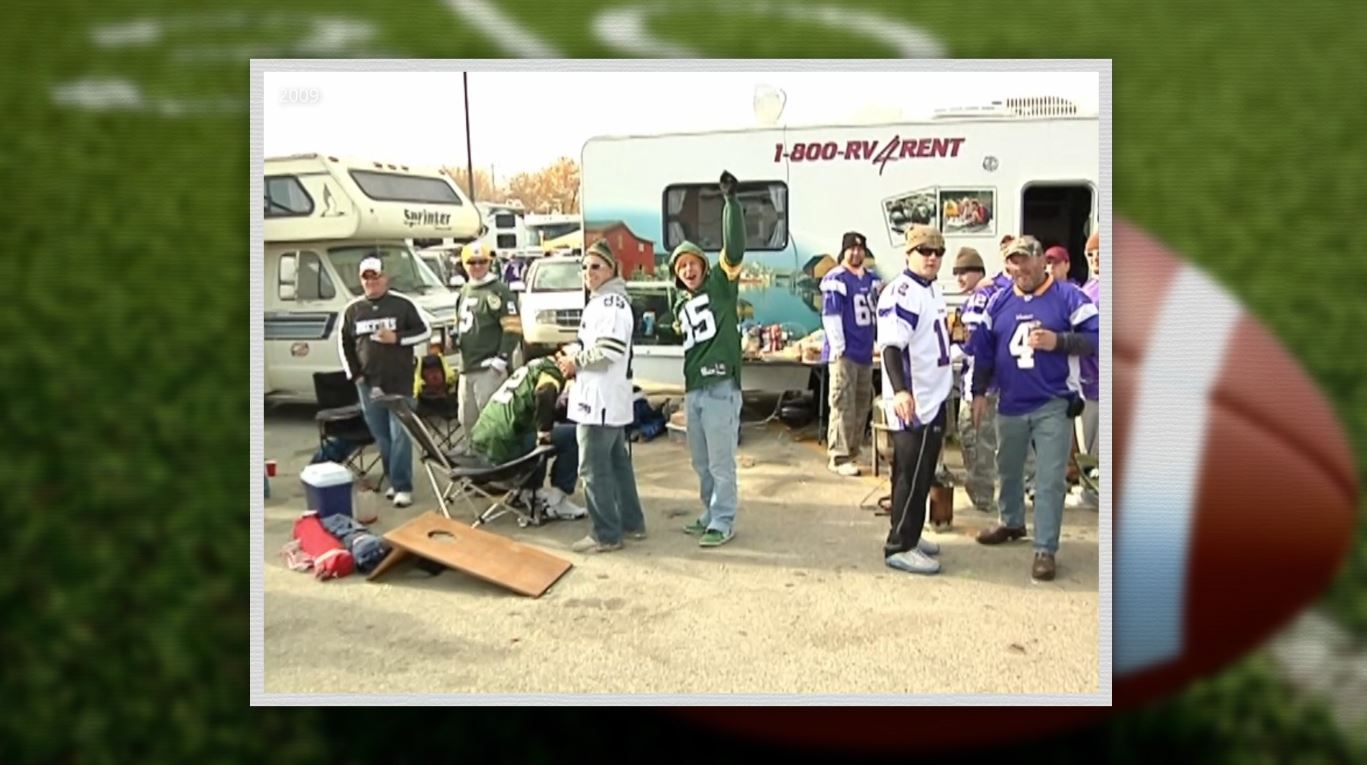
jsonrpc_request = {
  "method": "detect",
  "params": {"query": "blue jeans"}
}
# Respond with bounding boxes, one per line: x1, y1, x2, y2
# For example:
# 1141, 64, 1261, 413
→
355, 383, 415, 493
997, 397, 1073, 554
686, 379, 743, 535
519, 423, 579, 495
576, 424, 646, 545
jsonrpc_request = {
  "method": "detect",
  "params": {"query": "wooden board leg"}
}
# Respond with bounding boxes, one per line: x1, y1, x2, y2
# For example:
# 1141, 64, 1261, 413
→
366, 546, 412, 581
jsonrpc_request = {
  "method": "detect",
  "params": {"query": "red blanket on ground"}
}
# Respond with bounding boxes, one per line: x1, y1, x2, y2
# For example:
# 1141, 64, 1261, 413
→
284, 512, 355, 580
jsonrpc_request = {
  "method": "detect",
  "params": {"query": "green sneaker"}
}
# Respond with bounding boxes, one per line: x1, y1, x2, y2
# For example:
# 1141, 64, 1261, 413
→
682, 519, 707, 536
698, 529, 734, 547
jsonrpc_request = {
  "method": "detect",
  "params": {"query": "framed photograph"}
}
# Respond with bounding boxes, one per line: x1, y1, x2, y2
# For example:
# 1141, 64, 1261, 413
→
939, 188, 996, 235
881, 186, 939, 245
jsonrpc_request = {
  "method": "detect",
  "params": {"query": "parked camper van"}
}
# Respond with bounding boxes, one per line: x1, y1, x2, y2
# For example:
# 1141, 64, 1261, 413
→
478, 201, 529, 254
263, 153, 483, 403
580, 102, 1100, 389
525, 212, 580, 254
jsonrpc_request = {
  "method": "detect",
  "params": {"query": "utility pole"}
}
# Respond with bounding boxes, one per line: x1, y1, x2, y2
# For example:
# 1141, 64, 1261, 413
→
463, 71, 476, 203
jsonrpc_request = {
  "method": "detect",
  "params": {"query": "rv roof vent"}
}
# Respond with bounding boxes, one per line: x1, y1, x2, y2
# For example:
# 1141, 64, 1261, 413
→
1002, 96, 1079, 117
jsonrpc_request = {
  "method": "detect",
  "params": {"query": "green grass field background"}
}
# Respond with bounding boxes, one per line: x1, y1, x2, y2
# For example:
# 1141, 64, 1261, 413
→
1, 0, 1364, 762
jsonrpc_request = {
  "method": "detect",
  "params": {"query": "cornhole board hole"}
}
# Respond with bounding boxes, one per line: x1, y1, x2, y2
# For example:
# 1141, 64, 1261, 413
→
368, 512, 572, 597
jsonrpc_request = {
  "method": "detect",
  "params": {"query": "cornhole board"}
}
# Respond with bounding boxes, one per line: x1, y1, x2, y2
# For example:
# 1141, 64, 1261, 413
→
367, 511, 572, 597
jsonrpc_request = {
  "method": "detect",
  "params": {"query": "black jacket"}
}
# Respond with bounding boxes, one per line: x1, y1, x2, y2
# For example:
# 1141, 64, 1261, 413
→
338, 291, 431, 395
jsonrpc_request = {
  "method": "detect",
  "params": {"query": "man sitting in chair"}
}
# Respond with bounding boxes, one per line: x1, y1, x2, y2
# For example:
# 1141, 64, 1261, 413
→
468, 351, 586, 520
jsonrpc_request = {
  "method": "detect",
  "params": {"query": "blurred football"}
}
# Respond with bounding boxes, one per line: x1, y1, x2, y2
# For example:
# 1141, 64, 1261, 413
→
671, 217, 1359, 751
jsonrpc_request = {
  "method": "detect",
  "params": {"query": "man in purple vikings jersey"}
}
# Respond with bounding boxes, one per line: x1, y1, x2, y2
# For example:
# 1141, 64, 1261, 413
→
821, 231, 882, 476
970, 235, 1099, 582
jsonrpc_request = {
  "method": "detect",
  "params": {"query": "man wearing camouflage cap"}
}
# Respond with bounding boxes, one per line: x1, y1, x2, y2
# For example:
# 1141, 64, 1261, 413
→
969, 235, 1098, 581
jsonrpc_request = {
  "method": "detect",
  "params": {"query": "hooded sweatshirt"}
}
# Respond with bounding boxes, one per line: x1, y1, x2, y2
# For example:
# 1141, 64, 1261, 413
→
568, 276, 635, 427
670, 191, 746, 392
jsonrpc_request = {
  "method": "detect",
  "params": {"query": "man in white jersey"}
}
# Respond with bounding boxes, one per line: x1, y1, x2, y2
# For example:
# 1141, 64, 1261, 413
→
875, 225, 954, 575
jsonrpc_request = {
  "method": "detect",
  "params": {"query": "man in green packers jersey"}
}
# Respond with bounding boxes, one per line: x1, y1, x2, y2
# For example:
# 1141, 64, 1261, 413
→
455, 240, 523, 449
468, 352, 584, 520
669, 170, 745, 548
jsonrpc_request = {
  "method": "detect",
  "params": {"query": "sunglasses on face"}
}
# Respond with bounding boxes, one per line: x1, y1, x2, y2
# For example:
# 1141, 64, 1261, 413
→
911, 246, 946, 257
583, 262, 605, 271
361, 271, 382, 280
466, 259, 490, 267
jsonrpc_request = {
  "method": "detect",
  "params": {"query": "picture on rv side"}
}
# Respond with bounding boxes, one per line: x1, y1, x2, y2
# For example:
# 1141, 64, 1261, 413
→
881, 187, 938, 244
939, 188, 995, 235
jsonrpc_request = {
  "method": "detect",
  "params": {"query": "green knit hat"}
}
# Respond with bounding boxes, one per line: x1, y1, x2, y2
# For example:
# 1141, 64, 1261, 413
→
586, 238, 618, 274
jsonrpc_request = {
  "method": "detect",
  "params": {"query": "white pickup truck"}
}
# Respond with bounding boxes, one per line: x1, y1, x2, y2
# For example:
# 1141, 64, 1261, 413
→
518, 255, 585, 359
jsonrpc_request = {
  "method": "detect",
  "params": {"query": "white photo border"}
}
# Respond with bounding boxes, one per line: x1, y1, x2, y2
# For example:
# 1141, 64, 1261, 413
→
250, 58, 1113, 707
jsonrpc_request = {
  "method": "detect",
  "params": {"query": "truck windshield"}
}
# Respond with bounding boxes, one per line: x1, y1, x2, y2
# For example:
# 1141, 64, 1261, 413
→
531, 260, 583, 291
329, 244, 442, 296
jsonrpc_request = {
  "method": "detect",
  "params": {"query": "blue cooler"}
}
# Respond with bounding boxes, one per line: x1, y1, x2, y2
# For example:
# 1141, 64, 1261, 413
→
300, 462, 355, 519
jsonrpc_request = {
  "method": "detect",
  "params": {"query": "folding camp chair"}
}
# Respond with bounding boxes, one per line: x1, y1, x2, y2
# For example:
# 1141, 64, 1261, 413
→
311, 371, 383, 489
415, 355, 463, 452
380, 395, 556, 529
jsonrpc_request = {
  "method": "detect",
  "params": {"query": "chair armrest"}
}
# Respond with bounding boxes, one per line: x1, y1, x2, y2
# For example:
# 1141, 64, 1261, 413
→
316, 404, 362, 422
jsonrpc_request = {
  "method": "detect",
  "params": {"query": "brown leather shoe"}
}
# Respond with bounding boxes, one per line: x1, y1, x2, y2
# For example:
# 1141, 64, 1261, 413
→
976, 525, 1028, 545
1032, 552, 1056, 581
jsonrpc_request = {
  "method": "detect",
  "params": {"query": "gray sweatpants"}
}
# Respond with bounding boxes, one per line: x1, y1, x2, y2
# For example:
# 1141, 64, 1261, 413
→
458, 365, 507, 442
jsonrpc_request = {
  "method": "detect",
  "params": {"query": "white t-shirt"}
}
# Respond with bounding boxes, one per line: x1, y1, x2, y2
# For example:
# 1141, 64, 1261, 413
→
568, 289, 635, 427
876, 271, 953, 430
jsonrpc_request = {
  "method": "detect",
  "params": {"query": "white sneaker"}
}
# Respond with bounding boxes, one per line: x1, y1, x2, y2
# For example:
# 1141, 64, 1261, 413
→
916, 536, 941, 556
392, 491, 413, 508
828, 460, 861, 477
551, 495, 586, 520
571, 535, 622, 554
885, 549, 941, 575
384, 487, 396, 500
542, 486, 567, 506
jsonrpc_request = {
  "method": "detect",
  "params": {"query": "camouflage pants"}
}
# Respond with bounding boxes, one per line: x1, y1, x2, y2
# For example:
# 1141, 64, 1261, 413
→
957, 392, 999, 512
826, 357, 873, 464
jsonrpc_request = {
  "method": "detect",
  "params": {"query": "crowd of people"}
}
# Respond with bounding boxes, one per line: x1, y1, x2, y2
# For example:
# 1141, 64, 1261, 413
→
335, 170, 1102, 582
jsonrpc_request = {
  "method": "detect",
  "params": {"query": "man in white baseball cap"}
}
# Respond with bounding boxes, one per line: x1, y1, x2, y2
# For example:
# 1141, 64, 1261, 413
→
338, 254, 433, 510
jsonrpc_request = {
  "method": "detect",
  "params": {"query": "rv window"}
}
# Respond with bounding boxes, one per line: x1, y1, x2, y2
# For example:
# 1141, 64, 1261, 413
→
328, 244, 440, 297
349, 170, 463, 205
494, 213, 517, 229
264, 176, 314, 218
278, 253, 297, 300
496, 233, 518, 250
662, 181, 788, 252
298, 252, 335, 301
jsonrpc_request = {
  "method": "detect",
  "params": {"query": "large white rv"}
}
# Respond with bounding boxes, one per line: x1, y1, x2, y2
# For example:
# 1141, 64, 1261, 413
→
263, 153, 483, 403
580, 105, 1100, 389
